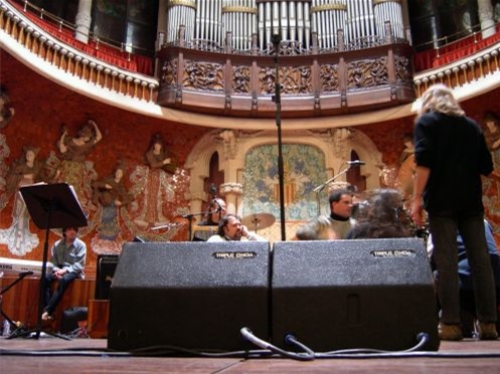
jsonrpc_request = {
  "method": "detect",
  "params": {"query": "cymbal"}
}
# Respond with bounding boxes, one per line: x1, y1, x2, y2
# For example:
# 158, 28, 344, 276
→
242, 213, 276, 230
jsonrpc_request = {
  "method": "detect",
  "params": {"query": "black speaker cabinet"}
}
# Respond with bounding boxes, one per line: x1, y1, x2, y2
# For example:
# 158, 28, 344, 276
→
95, 255, 119, 300
272, 238, 440, 352
108, 241, 270, 352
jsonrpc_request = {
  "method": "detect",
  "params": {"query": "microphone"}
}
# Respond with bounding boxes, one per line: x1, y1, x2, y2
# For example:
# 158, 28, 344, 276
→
347, 160, 365, 166
209, 183, 218, 198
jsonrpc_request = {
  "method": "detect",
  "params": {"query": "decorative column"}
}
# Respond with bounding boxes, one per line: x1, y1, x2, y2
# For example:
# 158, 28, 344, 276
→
477, 0, 495, 39
188, 190, 208, 221
220, 183, 244, 216
400, 0, 412, 43
74, 0, 93, 43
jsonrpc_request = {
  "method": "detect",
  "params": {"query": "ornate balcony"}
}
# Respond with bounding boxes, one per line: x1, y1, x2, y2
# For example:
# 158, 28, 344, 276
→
157, 27, 415, 118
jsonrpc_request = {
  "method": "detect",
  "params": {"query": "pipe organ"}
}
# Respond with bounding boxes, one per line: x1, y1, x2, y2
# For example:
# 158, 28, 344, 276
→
373, 0, 404, 40
158, 0, 413, 118
311, 1, 346, 50
223, 1, 258, 51
166, 0, 197, 46
346, 0, 376, 46
255, 1, 313, 51
164, 0, 405, 51
196, 0, 224, 48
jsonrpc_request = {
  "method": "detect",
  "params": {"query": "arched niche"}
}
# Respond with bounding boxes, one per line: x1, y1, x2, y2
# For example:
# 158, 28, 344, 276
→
185, 127, 383, 236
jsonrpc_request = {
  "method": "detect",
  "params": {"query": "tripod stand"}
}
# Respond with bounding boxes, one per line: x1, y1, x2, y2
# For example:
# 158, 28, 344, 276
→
14, 183, 87, 340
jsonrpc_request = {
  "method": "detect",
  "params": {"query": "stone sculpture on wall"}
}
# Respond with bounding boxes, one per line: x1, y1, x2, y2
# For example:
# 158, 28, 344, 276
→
90, 160, 133, 254
483, 112, 500, 240
51, 120, 102, 223
0, 147, 46, 255
0, 88, 15, 130
119, 132, 190, 243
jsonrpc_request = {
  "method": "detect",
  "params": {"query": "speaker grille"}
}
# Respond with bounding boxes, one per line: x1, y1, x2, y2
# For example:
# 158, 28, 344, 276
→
272, 238, 440, 351
108, 241, 270, 352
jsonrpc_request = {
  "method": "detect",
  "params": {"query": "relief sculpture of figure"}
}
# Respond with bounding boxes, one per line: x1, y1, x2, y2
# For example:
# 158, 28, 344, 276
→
482, 112, 500, 225
0, 88, 15, 130
91, 161, 133, 254
0, 147, 45, 255
397, 133, 416, 199
0, 89, 15, 200
54, 119, 102, 215
129, 133, 175, 229
484, 112, 500, 179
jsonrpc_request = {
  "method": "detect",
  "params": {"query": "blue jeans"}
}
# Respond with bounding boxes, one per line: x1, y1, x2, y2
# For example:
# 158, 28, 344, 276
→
429, 211, 497, 324
44, 271, 77, 315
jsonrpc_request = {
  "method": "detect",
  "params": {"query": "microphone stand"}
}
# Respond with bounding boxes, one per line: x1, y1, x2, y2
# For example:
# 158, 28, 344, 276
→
180, 209, 216, 241
312, 165, 351, 215
272, 33, 286, 241
181, 212, 203, 241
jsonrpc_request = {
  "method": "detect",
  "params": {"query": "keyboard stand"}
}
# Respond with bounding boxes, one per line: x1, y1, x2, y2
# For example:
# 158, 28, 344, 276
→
1, 271, 32, 338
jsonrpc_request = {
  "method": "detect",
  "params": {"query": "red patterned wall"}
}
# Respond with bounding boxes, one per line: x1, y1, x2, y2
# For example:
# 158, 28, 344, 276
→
2, 48, 500, 270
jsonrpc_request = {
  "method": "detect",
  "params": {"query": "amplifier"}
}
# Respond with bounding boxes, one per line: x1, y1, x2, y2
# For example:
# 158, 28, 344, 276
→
95, 255, 119, 300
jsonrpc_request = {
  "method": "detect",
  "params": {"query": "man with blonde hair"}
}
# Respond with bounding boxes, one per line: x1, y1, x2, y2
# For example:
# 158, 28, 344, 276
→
411, 84, 497, 341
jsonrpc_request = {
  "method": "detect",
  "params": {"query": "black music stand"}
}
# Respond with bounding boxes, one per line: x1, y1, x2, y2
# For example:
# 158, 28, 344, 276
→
15, 183, 87, 340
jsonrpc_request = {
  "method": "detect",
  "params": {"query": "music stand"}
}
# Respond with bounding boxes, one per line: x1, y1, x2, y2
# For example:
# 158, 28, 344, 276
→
15, 183, 87, 340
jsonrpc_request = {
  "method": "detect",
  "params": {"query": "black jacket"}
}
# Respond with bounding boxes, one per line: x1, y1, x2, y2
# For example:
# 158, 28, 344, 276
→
414, 112, 493, 213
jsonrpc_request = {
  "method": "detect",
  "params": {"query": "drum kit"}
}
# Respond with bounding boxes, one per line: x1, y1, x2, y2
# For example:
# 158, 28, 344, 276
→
241, 213, 276, 232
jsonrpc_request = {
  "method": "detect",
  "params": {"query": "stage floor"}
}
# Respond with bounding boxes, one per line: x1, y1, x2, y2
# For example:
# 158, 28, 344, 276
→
1, 335, 500, 373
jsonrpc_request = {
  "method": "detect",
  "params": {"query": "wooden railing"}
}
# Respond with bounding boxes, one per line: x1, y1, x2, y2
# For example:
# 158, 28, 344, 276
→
414, 42, 500, 98
0, 0, 159, 103
3, 0, 500, 122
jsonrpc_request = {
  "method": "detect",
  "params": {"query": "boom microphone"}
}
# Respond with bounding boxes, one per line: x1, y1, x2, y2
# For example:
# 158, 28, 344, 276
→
347, 160, 365, 166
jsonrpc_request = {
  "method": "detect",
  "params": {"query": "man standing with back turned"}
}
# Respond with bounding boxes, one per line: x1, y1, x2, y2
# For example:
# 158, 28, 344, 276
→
411, 84, 498, 341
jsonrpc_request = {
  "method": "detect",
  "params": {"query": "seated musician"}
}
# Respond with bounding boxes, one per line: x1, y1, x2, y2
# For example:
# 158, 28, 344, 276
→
192, 197, 227, 241
42, 226, 86, 321
207, 214, 267, 242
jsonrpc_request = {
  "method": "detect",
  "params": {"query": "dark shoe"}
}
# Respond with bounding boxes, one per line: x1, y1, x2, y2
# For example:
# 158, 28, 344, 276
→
476, 321, 498, 340
438, 323, 463, 341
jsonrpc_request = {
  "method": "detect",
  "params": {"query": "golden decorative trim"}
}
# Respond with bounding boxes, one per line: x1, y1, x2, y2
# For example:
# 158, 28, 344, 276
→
311, 4, 347, 13
222, 6, 258, 15
373, 0, 402, 5
167, 0, 197, 10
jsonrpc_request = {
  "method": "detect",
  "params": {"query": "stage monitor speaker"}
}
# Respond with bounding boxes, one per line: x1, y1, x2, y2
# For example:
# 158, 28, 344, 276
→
95, 255, 119, 300
107, 241, 270, 352
272, 238, 440, 352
